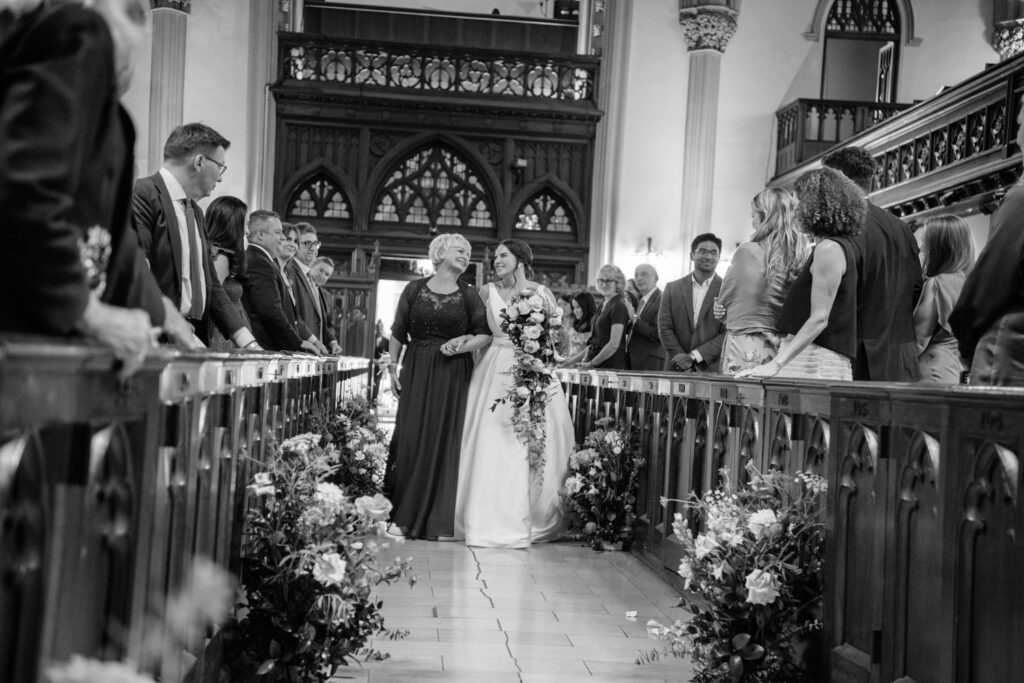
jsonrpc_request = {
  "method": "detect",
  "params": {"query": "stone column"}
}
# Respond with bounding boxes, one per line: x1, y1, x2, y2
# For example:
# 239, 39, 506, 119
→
246, 1, 280, 210
993, 0, 1024, 60
147, 0, 190, 174
678, 2, 737, 250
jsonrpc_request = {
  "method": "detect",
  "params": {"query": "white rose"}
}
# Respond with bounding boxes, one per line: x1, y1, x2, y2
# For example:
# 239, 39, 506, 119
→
516, 300, 533, 315
550, 313, 563, 326
694, 533, 718, 559
747, 509, 778, 541
527, 295, 545, 309
744, 568, 781, 605
355, 493, 393, 521
529, 311, 545, 323
516, 385, 532, 398
563, 476, 584, 494
312, 552, 347, 587
523, 340, 540, 354
522, 325, 543, 340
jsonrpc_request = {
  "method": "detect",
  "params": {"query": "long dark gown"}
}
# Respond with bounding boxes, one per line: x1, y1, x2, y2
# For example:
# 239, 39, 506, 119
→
385, 278, 488, 539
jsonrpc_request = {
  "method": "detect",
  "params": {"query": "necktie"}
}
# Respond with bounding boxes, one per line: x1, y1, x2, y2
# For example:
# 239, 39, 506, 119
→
308, 274, 324, 332
182, 199, 205, 319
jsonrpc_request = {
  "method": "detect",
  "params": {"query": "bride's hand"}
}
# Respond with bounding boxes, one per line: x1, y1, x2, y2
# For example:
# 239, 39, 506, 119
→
441, 336, 468, 356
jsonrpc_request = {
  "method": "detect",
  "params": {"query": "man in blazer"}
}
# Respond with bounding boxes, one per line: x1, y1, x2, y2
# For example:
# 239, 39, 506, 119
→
823, 146, 923, 381
291, 223, 340, 354
241, 211, 310, 352
132, 123, 257, 349
309, 256, 341, 352
658, 233, 727, 373
627, 264, 666, 370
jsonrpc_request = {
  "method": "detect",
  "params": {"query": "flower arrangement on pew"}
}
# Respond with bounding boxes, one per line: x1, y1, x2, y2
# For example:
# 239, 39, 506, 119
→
560, 417, 644, 550
642, 466, 826, 682
308, 398, 389, 497
491, 288, 562, 478
227, 433, 415, 683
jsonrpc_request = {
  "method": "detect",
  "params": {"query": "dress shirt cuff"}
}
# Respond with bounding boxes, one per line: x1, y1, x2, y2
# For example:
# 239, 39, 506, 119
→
231, 328, 256, 348
691, 350, 704, 364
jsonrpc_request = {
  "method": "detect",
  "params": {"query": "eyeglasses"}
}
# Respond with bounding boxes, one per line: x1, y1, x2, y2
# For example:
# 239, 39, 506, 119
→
596, 278, 618, 285
299, 240, 321, 250
203, 156, 227, 175
693, 248, 720, 257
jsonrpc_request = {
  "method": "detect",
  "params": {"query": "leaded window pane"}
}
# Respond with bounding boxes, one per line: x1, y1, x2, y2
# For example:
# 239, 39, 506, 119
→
515, 189, 575, 234
287, 176, 351, 220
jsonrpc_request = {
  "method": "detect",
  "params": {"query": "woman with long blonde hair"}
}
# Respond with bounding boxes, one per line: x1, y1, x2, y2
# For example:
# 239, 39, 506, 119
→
717, 187, 810, 373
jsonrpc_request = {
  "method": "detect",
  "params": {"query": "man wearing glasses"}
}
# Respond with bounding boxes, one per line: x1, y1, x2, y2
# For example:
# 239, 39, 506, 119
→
657, 233, 727, 372
132, 123, 258, 349
291, 223, 341, 354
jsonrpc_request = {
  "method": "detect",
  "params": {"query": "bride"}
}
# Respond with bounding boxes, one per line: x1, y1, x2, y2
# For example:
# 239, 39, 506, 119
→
454, 240, 574, 548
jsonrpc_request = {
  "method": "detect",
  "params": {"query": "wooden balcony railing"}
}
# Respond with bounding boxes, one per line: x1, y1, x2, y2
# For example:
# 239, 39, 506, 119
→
0, 339, 369, 683
277, 33, 600, 105
774, 98, 912, 177
556, 368, 1023, 682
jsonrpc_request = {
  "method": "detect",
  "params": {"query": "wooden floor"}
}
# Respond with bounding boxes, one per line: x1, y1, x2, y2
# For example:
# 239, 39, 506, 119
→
331, 539, 694, 682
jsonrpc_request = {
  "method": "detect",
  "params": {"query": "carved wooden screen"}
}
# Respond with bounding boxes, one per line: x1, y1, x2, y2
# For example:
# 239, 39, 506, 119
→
285, 174, 352, 224
371, 145, 495, 231
826, 0, 900, 37
514, 188, 576, 235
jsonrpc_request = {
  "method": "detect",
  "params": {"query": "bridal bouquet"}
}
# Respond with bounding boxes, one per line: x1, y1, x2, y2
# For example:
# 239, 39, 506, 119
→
227, 433, 415, 683
491, 288, 563, 474
643, 467, 826, 682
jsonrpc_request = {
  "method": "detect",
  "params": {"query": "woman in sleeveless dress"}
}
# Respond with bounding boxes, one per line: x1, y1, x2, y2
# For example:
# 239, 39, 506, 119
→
455, 240, 574, 548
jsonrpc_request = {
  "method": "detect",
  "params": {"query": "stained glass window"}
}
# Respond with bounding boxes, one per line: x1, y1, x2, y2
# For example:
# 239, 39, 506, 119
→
287, 176, 351, 220
372, 146, 495, 229
514, 189, 574, 234
826, 0, 900, 37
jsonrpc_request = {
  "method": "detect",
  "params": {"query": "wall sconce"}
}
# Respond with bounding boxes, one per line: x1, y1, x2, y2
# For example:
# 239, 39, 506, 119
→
512, 157, 528, 184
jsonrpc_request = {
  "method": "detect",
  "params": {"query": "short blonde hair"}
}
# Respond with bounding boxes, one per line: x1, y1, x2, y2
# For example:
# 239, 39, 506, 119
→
428, 233, 472, 269
596, 264, 626, 293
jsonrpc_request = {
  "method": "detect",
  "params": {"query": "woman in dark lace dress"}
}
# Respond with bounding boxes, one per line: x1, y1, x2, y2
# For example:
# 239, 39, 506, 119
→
205, 196, 251, 351
384, 234, 491, 540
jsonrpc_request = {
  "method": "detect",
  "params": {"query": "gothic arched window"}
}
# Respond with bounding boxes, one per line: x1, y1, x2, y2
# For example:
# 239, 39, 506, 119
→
822, 0, 901, 104
372, 145, 495, 230
286, 175, 351, 220
514, 189, 575, 235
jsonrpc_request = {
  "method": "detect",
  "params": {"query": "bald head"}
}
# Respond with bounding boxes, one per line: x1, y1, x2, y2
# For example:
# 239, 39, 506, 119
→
634, 264, 659, 296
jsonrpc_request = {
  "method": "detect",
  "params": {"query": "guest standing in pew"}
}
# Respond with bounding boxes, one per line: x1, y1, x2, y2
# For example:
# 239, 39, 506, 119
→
912, 215, 974, 384
950, 99, 1024, 386
627, 264, 666, 371
716, 187, 810, 373
658, 234, 727, 372
384, 233, 490, 540
565, 291, 597, 361
737, 168, 866, 381
204, 195, 251, 352
822, 146, 923, 381
0, 0, 197, 375
567, 264, 631, 370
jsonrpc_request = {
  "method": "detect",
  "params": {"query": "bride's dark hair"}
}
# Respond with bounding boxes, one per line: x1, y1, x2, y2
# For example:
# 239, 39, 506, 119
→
499, 239, 535, 283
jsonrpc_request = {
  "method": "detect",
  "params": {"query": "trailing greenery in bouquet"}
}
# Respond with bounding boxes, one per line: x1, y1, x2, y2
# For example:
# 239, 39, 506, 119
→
227, 433, 415, 683
560, 417, 644, 550
307, 399, 389, 497
491, 287, 563, 475
643, 467, 826, 682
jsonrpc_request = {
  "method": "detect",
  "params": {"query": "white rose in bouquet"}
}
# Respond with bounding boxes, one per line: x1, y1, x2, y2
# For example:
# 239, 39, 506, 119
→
523, 340, 540, 353
527, 294, 545, 309
746, 508, 778, 540
522, 325, 543, 340
529, 311, 545, 323
516, 300, 533, 315
744, 568, 781, 605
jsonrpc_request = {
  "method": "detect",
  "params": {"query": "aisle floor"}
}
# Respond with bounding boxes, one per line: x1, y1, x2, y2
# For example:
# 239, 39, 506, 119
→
330, 540, 694, 682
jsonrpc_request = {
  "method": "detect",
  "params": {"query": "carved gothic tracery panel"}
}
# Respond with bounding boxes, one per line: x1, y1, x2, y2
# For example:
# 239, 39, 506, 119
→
287, 176, 352, 221
826, 0, 900, 36
372, 146, 495, 229
515, 189, 575, 234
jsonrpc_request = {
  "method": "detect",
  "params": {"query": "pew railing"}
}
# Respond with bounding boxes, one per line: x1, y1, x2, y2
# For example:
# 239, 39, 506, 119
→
0, 338, 369, 683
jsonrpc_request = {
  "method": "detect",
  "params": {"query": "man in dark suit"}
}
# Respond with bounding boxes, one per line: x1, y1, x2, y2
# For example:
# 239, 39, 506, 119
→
132, 123, 258, 349
241, 210, 316, 352
291, 223, 340, 354
0, 0, 196, 370
627, 264, 665, 370
309, 256, 342, 354
658, 233, 727, 372
823, 146, 923, 381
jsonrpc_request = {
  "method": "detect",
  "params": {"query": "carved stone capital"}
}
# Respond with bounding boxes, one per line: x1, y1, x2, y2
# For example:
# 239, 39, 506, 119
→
993, 18, 1024, 60
678, 6, 738, 53
150, 0, 191, 13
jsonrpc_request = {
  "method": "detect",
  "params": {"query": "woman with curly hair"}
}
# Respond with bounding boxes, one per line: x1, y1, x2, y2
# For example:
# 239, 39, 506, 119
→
717, 187, 810, 373
737, 168, 866, 380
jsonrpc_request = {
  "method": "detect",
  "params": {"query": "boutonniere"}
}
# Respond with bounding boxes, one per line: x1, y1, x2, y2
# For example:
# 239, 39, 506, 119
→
78, 225, 112, 296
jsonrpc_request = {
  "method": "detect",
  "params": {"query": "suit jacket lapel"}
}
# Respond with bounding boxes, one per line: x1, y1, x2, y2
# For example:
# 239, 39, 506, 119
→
680, 276, 695, 331
153, 172, 183, 281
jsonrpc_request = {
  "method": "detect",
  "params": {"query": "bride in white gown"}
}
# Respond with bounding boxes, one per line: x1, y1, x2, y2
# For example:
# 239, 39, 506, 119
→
454, 240, 574, 548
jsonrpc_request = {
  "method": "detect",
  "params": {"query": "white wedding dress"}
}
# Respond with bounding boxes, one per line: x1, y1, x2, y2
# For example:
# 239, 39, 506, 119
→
454, 284, 574, 548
